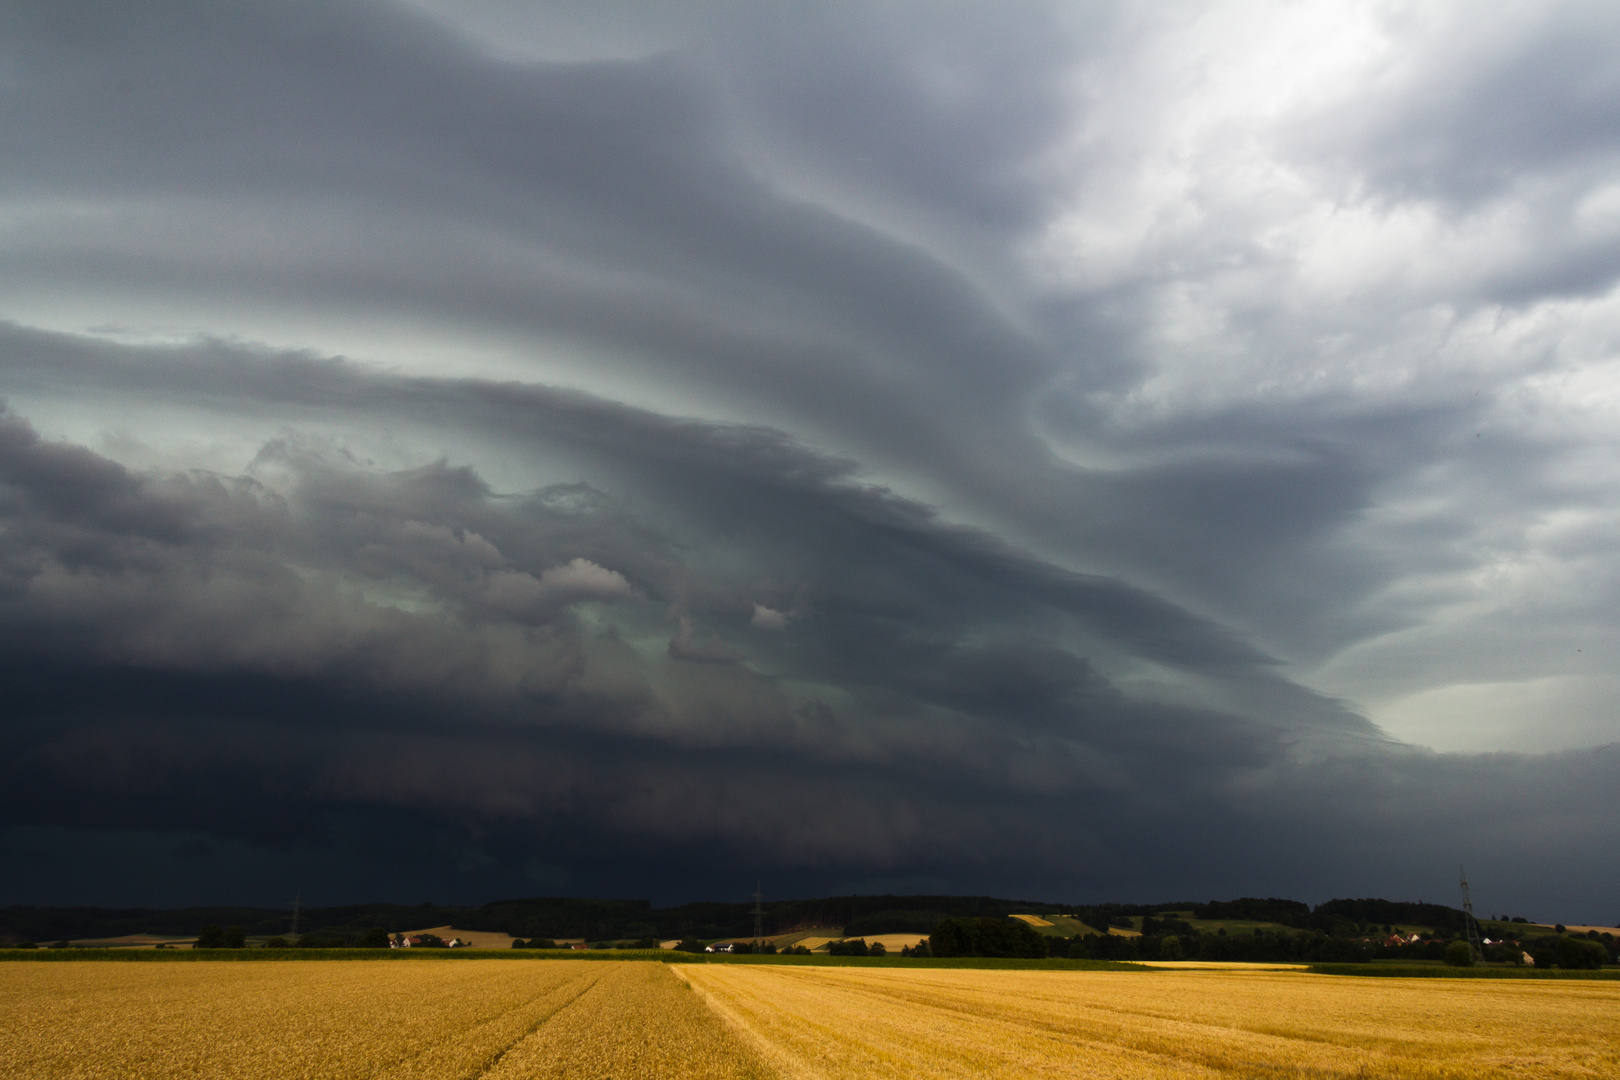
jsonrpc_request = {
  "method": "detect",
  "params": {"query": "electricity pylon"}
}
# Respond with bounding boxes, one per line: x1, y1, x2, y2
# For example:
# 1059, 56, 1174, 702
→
752, 882, 764, 952
1458, 866, 1483, 962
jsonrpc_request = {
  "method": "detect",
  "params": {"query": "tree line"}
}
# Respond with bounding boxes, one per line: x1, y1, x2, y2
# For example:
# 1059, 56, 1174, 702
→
6, 892, 1611, 954
916, 917, 1617, 968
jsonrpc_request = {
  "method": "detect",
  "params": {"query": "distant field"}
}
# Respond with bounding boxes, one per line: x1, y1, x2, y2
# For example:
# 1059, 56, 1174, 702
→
1010, 914, 1054, 927
714, 927, 846, 952
767, 932, 928, 953
5, 959, 1616, 1078
403, 925, 518, 949
1152, 911, 1318, 936
67, 934, 196, 949
835, 933, 929, 952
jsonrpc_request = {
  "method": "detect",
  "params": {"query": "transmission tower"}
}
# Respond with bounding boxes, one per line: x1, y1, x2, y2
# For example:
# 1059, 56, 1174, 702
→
751, 882, 764, 952
1458, 865, 1483, 962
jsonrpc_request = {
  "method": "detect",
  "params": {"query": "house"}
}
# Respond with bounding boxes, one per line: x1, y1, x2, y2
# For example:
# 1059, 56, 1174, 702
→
396, 934, 445, 948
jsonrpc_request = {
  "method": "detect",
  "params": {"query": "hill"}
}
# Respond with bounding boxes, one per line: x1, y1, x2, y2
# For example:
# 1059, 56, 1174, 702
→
0, 892, 1526, 946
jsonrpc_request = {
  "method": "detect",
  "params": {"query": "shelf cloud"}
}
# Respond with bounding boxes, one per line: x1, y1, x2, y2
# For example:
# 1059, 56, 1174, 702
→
1, 0, 1617, 917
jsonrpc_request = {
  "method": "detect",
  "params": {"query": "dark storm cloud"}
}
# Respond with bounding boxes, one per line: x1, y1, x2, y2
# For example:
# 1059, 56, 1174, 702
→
0, 382, 1274, 899
0, 332, 1615, 910
1, 0, 1619, 913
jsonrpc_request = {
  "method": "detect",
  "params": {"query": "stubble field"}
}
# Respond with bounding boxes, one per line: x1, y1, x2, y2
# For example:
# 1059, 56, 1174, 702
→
3, 959, 1616, 1079
0, 960, 768, 1080
679, 964, 1620, 1078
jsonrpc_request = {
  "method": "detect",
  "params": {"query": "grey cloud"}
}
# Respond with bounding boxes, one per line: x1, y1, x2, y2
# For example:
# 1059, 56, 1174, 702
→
1280, 3, 1620, 305
1306, 5, 1620, 208
0, 0, 1074, 530
2, 0, 1619, 910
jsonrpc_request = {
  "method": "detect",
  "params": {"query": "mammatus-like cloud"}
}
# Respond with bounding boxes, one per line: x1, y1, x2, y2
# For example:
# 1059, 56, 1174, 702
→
1, 0, 1618, 915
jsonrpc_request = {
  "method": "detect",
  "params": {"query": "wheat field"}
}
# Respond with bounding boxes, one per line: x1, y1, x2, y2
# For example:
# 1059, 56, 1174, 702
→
0, 960, 768, 1080
678, 965, 1620, 1080
3, 960, 1617, 1079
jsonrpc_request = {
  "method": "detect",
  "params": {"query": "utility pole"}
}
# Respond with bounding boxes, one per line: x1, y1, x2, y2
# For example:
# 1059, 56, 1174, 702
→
752, 882, 764, 952
1458, 866, 1483, 962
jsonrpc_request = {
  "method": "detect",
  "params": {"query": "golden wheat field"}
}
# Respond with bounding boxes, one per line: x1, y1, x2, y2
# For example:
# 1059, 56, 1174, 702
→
2, 960, 1618, 1080
0, 960, 769, 1080
679, 965, 1620, 1079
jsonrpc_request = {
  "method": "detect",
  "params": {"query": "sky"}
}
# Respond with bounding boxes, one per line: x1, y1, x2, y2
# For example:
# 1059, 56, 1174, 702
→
2, 0, 1617, 921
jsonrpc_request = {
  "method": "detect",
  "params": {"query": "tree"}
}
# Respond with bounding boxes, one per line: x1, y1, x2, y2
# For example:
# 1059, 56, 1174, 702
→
223, 926, 246, 949
929, 918, 1046, 959
1554, 937, 1606, 970
1160, 936, 1184, 961
194, 925, 225, 949
358, 927, 390, 949
1443, 941, 1475, 967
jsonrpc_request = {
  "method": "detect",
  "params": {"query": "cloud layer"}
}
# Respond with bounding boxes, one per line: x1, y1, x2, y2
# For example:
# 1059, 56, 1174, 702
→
1, 0, 1618, 916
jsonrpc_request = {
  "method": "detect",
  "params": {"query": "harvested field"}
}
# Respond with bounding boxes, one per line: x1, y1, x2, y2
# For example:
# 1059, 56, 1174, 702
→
679, 964, 1620, 1079
67, 934, 195, 949
1032, 914, 1094, 937
791, 936, 836, 952
807, 933, 929, 953
0, 960, 768, 1080
855, 934, 929, 952
402, 924, 517, 949
6, 959, 1618, 1079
